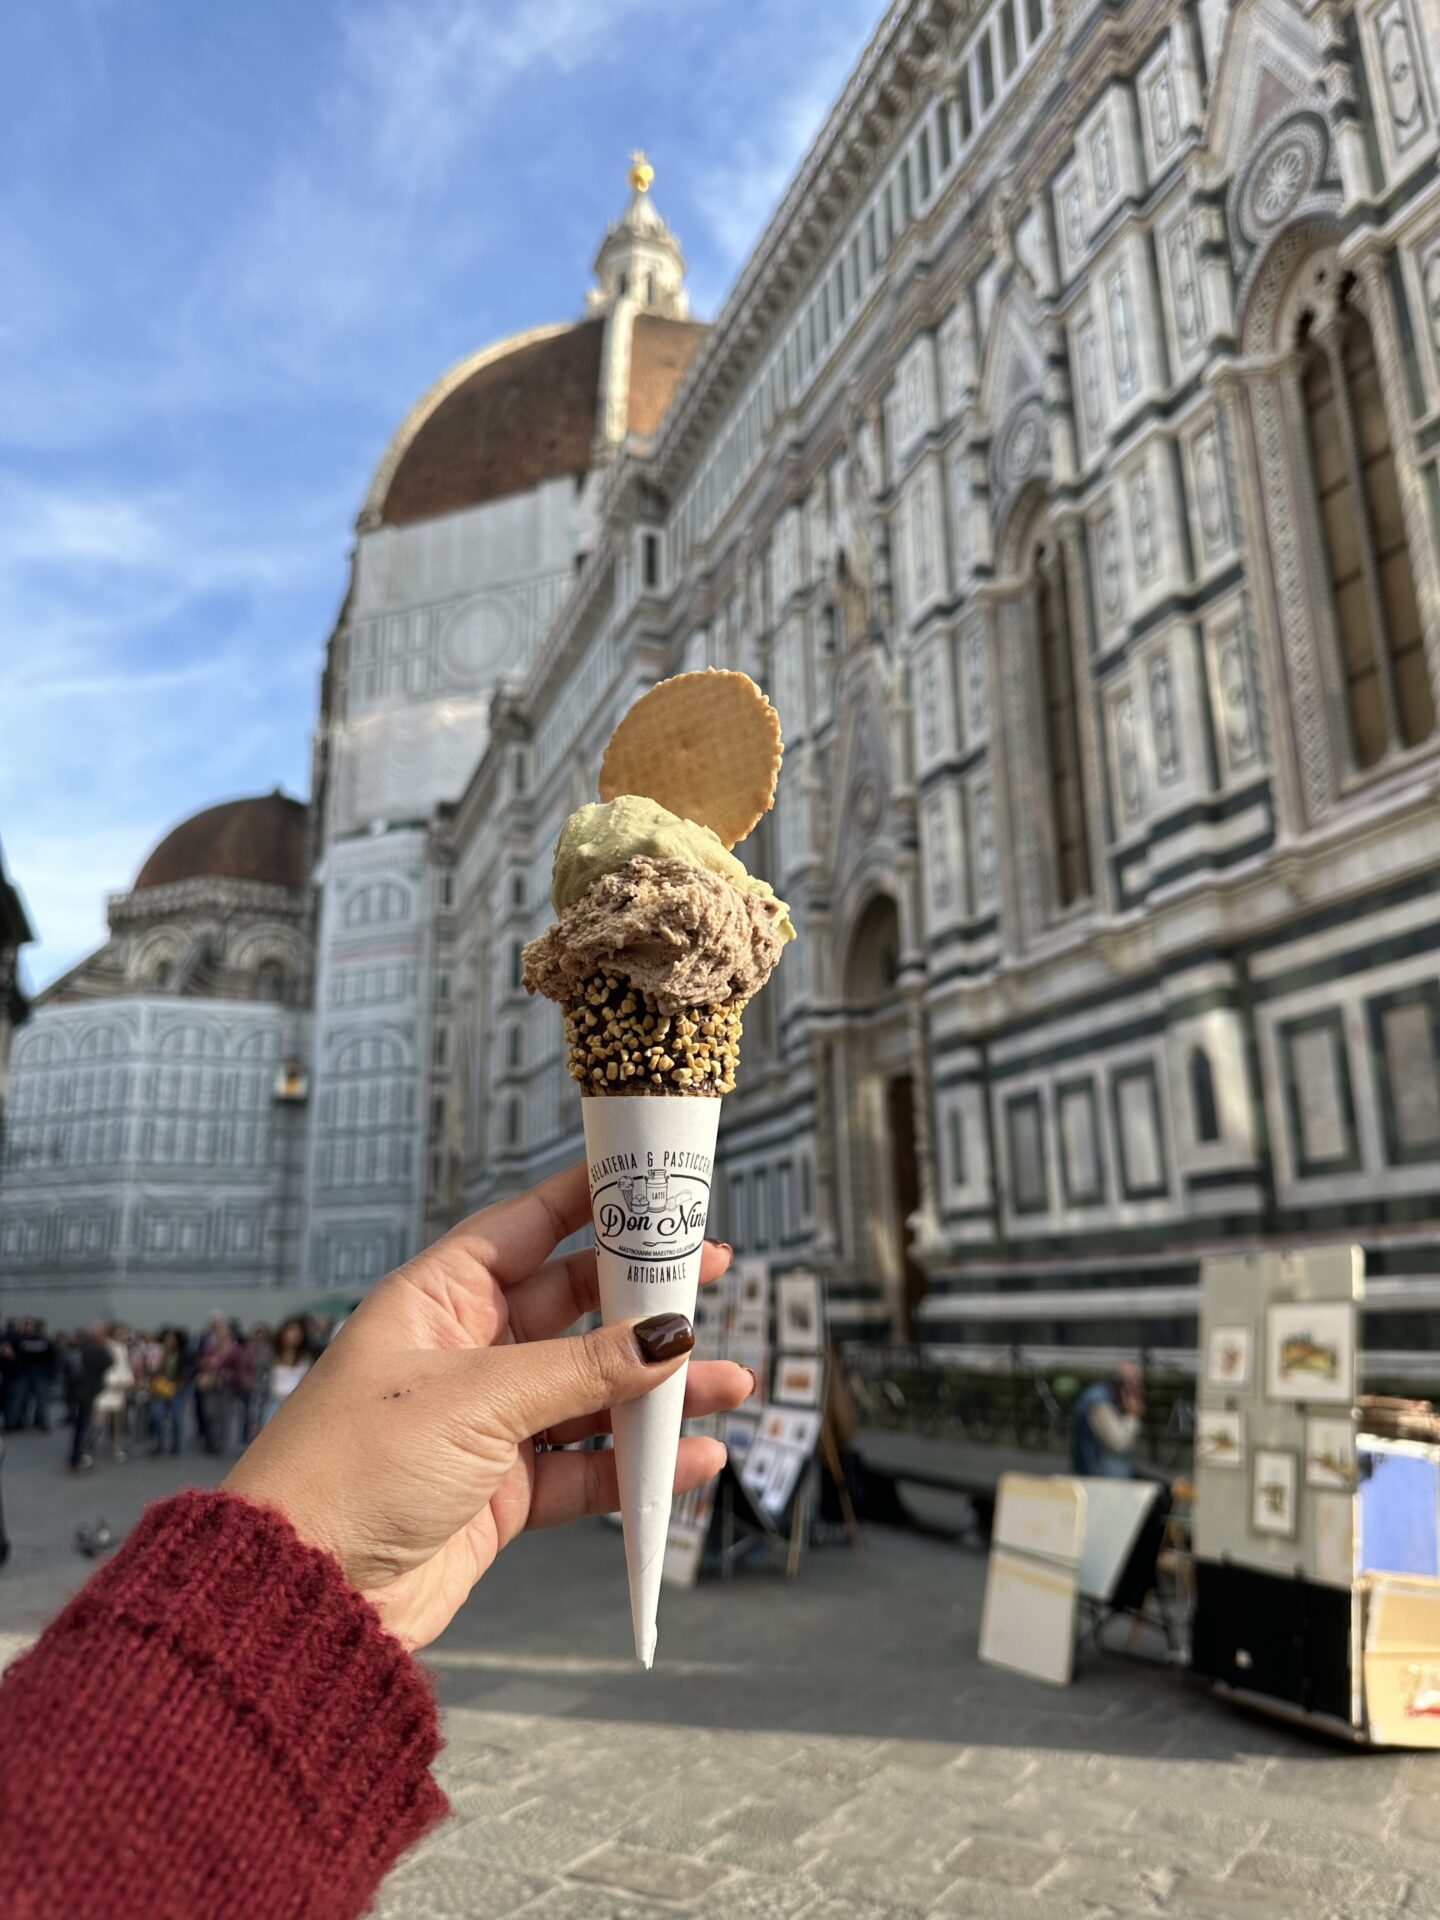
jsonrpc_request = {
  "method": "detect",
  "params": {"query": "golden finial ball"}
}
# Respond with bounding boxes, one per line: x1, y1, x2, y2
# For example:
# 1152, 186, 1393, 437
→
628, 151, 654, 194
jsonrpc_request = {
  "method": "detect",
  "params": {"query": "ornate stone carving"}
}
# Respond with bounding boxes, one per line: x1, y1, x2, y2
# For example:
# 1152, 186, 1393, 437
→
1250, 375, 1336, 821
1114, 689, 1143, 820
1218, 625, 1257, 767
1191, 420, 1233, 561
1089, 116, 1116, 204
1229, 113, 1339, 321
1129, 469, 1157, 584
1149, 65, 1177, 159
1107, 267, 1139, 401
965, 624, 989, 741
992, 396, 1051, 510
1375, 0, 1430, 150
1168, 222, 1203, 353
1078, 320, 1104, 440
1096, 508, 1125, 627
972, 779, 998, 900
1148, 651, 1181, 783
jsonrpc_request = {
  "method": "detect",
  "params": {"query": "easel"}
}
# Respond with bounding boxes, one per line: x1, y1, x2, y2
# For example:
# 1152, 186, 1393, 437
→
719, 1404, 866, 1579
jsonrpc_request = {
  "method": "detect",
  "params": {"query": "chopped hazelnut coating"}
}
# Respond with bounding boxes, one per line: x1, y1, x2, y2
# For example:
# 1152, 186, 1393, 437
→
563, 970, 744, 1097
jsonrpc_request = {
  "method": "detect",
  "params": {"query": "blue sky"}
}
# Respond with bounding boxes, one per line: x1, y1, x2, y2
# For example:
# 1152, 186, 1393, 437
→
2, 0, 881, 990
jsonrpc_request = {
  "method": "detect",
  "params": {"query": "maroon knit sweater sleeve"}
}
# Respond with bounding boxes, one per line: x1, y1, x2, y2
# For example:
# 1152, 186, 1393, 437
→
0, 1489, 448, 1920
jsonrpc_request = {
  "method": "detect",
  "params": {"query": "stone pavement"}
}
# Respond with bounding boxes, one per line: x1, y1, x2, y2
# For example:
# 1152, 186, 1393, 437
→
3, 1430, 1439, 1918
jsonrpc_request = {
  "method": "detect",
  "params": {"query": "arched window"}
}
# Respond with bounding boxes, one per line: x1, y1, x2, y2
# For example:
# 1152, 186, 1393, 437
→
1189, 1045, 1219, 1145
151, 960, 173, 991
1300, 282, 1434, 770
1033, 536, 1091, 909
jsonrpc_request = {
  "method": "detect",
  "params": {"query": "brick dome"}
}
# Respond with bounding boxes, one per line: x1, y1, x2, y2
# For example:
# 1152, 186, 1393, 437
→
375, 315, 707, 529
134, 792, 307, 892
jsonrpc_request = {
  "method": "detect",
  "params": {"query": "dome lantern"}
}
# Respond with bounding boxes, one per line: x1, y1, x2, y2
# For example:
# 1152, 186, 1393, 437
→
586, 151, 689, 320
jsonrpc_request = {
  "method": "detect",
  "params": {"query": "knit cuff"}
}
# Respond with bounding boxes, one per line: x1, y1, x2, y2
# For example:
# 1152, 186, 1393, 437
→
52, 1489, 447, 1890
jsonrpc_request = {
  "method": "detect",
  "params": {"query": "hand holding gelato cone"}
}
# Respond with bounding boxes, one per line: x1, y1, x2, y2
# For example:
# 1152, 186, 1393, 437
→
523, 669, 791, 1664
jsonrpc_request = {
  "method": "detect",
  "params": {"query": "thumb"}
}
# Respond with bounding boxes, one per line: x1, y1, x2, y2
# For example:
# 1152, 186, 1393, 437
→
476, 1313, 695, 1446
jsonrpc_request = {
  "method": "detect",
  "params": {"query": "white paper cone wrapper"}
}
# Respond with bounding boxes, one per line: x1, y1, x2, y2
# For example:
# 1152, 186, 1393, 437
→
581, 1093, 722, 1668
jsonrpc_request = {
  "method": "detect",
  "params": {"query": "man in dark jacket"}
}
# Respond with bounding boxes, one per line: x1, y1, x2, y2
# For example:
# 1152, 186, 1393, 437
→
69, 1327, 111, 1472
11, 1320, 56, 1433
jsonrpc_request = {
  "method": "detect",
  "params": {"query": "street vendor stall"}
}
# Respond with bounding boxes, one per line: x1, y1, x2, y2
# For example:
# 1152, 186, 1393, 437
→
1190, 1248, 1440, 1747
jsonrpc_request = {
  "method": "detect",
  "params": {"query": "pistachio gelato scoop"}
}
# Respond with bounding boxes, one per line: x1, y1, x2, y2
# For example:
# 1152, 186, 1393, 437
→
552, 795, 795, 942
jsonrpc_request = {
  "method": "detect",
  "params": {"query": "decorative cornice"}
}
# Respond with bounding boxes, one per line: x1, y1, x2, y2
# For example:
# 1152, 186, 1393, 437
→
106, 876, 307, 929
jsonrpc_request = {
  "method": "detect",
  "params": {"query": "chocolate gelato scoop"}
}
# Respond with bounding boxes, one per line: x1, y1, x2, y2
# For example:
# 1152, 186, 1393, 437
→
523, 856, 789, 1014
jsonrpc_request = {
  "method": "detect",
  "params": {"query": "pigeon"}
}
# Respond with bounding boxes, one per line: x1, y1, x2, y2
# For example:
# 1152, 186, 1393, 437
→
74, 1518, 115, 1558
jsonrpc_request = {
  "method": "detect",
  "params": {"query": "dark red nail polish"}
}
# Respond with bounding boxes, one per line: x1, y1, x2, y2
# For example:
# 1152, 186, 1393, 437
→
635, 1313, 695, 1364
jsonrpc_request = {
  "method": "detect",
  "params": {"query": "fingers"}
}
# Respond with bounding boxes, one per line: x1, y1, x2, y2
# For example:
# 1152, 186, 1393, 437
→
440, 1162, 592, 1287
539, 1358, 755, 1447
470, 1313, 698, 1446
507, 1239, 734, 1345
527, 1435, 727, 1532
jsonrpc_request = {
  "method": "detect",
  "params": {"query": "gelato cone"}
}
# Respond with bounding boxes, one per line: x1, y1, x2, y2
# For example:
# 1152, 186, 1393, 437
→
523, 670, 792, 1664
582, 1091, 722, 1667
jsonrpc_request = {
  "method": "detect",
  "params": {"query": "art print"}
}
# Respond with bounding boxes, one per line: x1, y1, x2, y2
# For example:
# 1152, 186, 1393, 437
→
1252, 1448, 1299, 1539
1205, 1323, 1252, 1393
776, 1270, 824, 1351
774, 1352, 824, 1408
1196, 1409, 1244, 1470
1305, 1414, 1355, 1490
1266, 1301, 1355, 1404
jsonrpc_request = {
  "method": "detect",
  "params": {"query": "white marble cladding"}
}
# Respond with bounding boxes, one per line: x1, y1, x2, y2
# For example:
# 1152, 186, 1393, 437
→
304, 826, 434, 1287
327, 477, 594, 836
0, 998, 307, 1289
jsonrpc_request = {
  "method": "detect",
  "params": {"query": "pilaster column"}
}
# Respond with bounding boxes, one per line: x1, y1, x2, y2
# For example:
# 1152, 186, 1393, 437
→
808, 1030, 841, 1263
1314, 3, 1372, 207
904, 978, 944, 1254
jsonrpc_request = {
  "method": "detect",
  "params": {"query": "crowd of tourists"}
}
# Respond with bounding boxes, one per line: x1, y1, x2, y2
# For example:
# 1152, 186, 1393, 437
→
0, 1313, 333, 1471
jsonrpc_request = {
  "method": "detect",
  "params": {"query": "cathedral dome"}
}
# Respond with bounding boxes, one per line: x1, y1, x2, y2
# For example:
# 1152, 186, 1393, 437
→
372, 313, 706, 530
134, 791, 307, 892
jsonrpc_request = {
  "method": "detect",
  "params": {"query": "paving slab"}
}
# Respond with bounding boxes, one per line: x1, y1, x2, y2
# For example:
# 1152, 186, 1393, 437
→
0, 1431, 1436, 1920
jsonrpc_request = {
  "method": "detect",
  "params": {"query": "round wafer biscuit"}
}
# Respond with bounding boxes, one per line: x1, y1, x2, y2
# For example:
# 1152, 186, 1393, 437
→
598, 669, 782, 848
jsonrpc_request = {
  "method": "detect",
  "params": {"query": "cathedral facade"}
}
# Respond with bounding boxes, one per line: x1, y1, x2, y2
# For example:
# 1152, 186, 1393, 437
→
6, 0, 1440, 1352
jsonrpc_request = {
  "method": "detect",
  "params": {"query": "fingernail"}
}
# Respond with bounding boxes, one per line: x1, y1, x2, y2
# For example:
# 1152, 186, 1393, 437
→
709, 1239, 734, 1258
634, 1313, 695, 1364
740, 1365, 758, 1399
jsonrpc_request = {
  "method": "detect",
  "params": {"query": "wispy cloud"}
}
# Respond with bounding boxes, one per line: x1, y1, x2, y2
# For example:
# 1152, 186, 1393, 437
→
340, 0, 662, 195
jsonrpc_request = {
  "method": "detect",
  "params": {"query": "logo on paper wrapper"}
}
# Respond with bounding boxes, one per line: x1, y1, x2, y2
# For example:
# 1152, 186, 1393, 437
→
589, 1149, 712, 1262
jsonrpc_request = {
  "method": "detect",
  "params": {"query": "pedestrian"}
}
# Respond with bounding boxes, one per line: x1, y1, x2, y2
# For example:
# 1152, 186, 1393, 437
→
147, 1329, 185, 1456
193, 1313, 232, 1455
56, 1331, 83, 1430
128, 1329, 160, 1450
69, 1325, 112, 1473
95, 1325, 135, 1461
0, 1163, 745, 1917
235, 1325, 273, 1447
0, 1322, 20, 1432
11, 1319, 56, 1432
1071, 1360, 1146, 1479
263, 1317, 313, 1425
